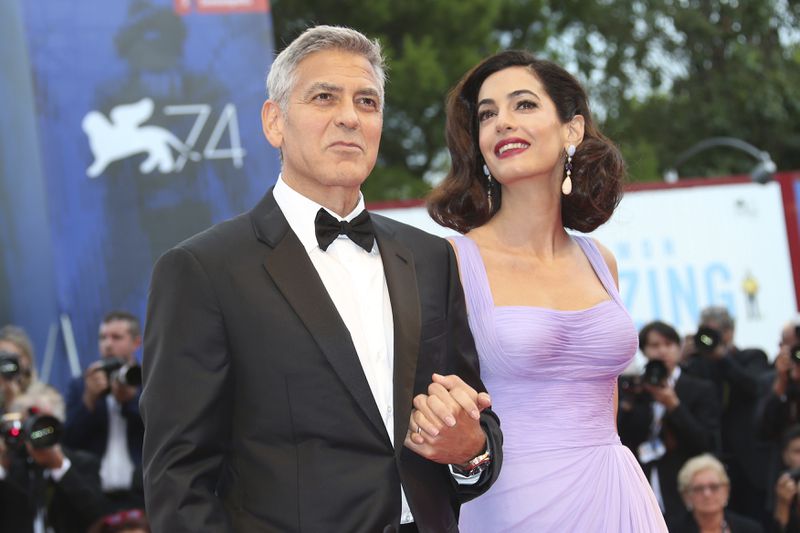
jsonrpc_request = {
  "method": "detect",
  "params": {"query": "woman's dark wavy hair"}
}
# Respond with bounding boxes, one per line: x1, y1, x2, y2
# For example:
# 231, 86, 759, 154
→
428, 50, 626, 234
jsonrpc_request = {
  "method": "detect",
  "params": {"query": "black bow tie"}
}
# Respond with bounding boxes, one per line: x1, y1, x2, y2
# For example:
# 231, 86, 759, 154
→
314, 208, 375, 252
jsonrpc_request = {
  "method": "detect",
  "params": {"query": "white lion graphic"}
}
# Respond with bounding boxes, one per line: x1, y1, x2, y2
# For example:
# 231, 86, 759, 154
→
82, 98, 197, 178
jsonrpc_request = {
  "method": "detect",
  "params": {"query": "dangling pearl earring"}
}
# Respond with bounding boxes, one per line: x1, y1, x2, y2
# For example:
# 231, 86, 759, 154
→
483, 164, 494, 210
562, 144, 576, 195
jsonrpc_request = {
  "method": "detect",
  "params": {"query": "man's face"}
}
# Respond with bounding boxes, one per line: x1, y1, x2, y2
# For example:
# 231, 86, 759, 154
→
783, 437, 800, 470
642, 331, 681, 373
262, 50, 383, 203
98, 320, 140, 363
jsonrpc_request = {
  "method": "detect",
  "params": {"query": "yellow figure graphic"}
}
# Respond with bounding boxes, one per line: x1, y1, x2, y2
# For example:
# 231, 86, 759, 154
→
742, 271, 760, 319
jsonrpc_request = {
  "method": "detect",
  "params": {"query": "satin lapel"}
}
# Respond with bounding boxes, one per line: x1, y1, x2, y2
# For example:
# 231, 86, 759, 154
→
373, 221, 421, 455
255, 194, 390, 445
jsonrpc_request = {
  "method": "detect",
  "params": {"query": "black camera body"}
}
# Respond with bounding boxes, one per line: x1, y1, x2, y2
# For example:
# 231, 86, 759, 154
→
0, 351, 20, 380
643, 359, 669, 386
694, 326, 721, 355
1, 410, 63, 450
789, 344, 800, 366
97, 357, 142, 388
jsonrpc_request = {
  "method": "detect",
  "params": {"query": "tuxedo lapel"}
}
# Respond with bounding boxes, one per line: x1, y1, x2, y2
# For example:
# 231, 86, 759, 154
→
252, 191, 391, 445
373, 218, 421, 455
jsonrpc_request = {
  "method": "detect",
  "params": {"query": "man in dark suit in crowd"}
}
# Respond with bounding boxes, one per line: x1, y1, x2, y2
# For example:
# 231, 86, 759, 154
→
63, 310, 144, 510
759, 319, 800, 442
141, 25, 502, 533
0, 391, 111, 532
618, 320, 720, 521
683, 306, 771, 522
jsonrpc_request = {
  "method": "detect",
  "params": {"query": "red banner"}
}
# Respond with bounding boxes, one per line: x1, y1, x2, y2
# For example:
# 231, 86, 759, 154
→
174, 0, 269, 15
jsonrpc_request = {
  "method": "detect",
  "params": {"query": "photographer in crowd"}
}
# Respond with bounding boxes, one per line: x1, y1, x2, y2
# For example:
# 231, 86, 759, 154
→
0, 388, 110, 532
684, 306, 771, 521
64, 311, 144, 511
618, 320, 720, 521
773, 425, 800, 533
0, 325, 57, 414
759, 320, 800, 442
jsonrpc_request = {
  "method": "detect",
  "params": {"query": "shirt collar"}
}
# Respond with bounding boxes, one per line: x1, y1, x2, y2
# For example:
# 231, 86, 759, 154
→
669, 365, 681, 387
273, 175, 367, 253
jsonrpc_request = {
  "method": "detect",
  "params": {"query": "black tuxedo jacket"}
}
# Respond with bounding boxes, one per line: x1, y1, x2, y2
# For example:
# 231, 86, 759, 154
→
618, 371, 720, 519
140, 190, 503, 533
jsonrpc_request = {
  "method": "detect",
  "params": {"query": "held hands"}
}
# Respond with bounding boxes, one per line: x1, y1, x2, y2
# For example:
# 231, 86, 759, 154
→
403, 373, 490, 465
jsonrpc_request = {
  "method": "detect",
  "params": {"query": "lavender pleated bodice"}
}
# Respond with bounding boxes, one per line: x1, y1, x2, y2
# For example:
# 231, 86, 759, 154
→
453, 235, 667, 533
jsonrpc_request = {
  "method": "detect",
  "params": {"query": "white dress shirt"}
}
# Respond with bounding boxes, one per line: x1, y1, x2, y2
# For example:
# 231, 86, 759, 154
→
274, 177, 416, 523
648, 366, 681, 512
99, 395, 135, 491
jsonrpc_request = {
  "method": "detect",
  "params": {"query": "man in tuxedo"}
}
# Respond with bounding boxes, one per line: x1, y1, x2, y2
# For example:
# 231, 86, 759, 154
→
618, 320, 720, 521
140, 25, 503, 533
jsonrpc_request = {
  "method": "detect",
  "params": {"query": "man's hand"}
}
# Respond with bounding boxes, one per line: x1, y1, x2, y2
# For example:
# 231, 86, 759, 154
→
82, 362, 110, 411
0, 439, 9, 471
0, 376, 22, 411
26, 442, 65, 471
111, 379, 138, 405
643, 383, 680, 412
774, 352, 792, 397
776, 473, 799, 504
403, 374, 490, 465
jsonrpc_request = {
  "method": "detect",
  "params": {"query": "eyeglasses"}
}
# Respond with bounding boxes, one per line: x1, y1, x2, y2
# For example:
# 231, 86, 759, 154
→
688, 482, 728, 496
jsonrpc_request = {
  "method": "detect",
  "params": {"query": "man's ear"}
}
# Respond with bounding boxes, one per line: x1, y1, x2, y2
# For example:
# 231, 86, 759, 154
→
565, 114, 585, 146
261, 100, 284, 149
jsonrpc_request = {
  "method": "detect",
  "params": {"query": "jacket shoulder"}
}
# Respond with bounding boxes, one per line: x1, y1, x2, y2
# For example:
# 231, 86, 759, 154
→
370, 213, 451, 252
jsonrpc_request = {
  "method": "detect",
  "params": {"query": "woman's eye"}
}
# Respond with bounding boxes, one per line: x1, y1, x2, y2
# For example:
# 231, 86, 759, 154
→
478, 109, 496, 122
516, 100, 538, 110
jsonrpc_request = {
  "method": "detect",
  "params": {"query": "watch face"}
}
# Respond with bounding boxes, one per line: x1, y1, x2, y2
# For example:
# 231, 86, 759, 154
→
454, 452, 491, 477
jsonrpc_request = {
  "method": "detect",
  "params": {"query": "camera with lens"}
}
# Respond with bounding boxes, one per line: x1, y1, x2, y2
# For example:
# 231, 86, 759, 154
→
0, 351, 21, 380
96, 357, 142, 388
1, 409, 63, 450
694, 326, 721, 356
642, 359, 669, 387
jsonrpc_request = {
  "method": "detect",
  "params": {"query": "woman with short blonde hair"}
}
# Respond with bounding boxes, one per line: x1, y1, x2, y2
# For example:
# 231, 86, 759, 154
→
669, 453, 763, 532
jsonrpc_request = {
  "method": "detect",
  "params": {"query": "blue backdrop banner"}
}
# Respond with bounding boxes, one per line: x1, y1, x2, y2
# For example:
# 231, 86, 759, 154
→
0, 0, 280, 393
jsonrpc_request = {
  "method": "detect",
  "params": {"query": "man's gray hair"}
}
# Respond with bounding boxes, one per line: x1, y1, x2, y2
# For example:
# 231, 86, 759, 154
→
700, 305, 734, 331
266, 25, 387, 112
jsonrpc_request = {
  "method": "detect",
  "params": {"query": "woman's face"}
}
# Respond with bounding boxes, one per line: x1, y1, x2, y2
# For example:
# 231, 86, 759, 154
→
686, 468, 729, 515
476, 66, 572, 187
0, 340, 32, 391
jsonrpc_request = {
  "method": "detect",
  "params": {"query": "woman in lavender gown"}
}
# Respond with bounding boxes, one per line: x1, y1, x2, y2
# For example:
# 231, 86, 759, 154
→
423, 51, 668, 532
